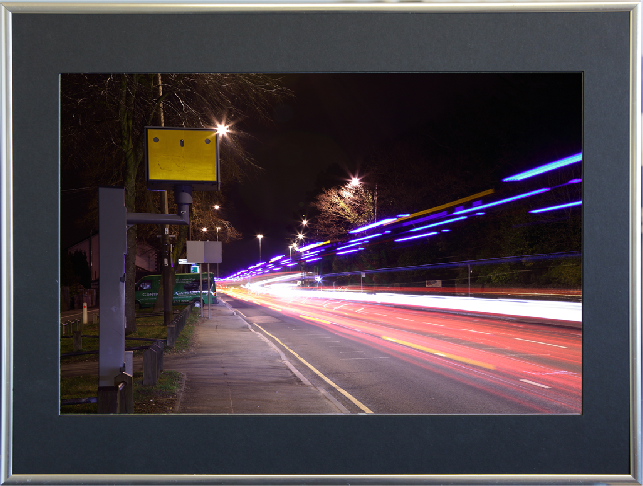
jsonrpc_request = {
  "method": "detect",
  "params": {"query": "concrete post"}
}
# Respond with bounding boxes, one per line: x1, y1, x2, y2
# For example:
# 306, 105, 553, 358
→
98, 187, 128, 410
143, 347, 158, 386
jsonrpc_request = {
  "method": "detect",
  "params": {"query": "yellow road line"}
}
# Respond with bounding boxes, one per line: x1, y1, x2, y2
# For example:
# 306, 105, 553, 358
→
252, 321, 374, 414
300, 315, 332, 325
382, 336, 496, 370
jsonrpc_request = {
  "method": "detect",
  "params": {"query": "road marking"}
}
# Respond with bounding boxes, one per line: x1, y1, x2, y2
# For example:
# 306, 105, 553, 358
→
462, 329, 492, 334
514, 337, 567, 348
520, 379, 551, 389
396, 317, 414, 321
340, 357, 390, 360
381, 336, 496, 370
300, 315, 332, 325
252, 322, 374, 414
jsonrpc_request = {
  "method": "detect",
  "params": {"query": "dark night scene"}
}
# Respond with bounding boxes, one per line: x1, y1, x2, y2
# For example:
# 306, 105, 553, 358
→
60, 73, 581, 414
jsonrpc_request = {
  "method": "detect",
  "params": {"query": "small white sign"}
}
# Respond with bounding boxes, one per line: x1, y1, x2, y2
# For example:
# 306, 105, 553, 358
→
179, 258, 188, 264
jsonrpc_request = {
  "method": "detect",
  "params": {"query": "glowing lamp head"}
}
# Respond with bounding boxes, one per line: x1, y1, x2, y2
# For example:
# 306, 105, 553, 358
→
214, 205, 220, 210
216, 125, 229, 136
257, 234, 263, 240
202, 227, 207, 232
297, 233, 304, 240
350, 177, 360, 187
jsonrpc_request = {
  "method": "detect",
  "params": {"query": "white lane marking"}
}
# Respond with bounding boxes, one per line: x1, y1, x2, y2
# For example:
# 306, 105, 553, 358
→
462, 329, 492, 334
373, 313, 388, 316
355, 308, 365, 313
340, 357, 391, 360
395, 317, 414, 321
515, 337, 567, 348
339, 351, 366, 353
520, 379, 551, 389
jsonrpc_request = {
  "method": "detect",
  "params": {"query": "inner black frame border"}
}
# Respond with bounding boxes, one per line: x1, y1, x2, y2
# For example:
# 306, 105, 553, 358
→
1, 4, 641, 484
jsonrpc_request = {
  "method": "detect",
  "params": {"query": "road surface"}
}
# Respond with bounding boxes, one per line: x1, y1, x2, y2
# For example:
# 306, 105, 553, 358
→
220, 288, 581, 414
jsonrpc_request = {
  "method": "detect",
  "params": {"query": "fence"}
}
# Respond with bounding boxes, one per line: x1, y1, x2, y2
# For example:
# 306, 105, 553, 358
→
166, 301, 195, 348
61, 302, 196, 412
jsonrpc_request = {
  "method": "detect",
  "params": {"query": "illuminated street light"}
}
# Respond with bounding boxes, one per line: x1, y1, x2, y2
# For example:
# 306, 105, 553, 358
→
213, 205, 220, 210
202, 227, 207, 232
257, 234, 263, 263
350, 177, 360, 187
216, 124, 229, 136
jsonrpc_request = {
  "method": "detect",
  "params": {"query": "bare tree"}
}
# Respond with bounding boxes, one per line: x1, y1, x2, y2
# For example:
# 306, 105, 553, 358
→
310, 181, 375, 239
61, 73, 291, 332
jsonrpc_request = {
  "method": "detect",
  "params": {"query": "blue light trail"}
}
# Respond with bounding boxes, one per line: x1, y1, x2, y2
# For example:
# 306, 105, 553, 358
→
394, 231, 438, 242
349, 218, 398, 233
529, 201, 582, 213
409, 215, 468, 232
453, 188, 550, 215
502, 153, 582, 181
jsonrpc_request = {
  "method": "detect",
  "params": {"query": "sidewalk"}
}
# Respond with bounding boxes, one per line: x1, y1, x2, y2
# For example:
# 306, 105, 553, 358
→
60, 302, 345, 414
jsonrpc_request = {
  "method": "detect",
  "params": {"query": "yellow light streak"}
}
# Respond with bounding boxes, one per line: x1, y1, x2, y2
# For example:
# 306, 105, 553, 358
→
382, 336, 496, 370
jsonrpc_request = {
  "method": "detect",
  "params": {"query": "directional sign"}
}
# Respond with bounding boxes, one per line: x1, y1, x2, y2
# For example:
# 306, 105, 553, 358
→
145, 127, 220, 191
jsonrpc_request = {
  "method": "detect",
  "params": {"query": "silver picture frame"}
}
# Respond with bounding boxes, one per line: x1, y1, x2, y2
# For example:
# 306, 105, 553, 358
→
0, 0, 643, 484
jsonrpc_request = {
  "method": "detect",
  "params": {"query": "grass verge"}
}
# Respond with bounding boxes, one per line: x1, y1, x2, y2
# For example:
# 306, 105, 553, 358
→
60, 305, 197, 363
60, 370, 184, 414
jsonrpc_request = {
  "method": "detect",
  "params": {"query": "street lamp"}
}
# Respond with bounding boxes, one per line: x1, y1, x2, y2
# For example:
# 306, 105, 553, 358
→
216, 227, 221, 278
257, 234, 263, 263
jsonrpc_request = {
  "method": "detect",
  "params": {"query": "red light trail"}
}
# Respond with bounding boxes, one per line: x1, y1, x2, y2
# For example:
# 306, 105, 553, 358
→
221, 287, 581, 413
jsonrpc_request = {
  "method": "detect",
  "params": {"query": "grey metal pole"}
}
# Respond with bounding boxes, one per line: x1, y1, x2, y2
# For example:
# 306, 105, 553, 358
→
199, 265, 203, 317
207, 263, 211, 319
468, 264, 471, 296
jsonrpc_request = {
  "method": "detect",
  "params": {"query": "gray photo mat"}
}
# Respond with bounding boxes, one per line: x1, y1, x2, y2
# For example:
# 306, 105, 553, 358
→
4, 8, 636, 479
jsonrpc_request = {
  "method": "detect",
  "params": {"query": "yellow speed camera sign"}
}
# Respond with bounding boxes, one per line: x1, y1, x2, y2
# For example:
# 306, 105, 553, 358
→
145, 127, 219, 191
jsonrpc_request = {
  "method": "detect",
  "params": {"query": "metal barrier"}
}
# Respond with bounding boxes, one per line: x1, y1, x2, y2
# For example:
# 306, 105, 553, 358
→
166, 302, 195, 348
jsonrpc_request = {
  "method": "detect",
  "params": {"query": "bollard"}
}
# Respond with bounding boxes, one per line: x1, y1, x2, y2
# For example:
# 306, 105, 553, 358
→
72, 319, 82, 351
166, 324, 175, 348
153, 341, 164, 373
82, 302, 88, 325
114, 372, 133, 413
143, 347, 158, 386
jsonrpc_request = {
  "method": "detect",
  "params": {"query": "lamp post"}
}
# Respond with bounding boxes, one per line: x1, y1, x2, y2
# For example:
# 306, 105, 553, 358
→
257, 234, 263, 264
216, 227, 221, 278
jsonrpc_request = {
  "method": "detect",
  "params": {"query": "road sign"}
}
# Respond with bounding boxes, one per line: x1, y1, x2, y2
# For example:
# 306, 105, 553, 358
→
145, 127, 220, 191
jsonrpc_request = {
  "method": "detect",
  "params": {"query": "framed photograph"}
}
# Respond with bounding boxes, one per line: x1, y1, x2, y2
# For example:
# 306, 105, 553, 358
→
1, 1, 641, 484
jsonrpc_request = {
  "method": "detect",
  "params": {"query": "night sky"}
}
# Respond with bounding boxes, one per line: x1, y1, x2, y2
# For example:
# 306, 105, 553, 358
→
61, 73, 582, 279
217, 73, 581, 277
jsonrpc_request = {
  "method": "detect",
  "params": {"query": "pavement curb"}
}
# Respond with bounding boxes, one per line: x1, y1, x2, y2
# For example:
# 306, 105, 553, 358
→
220, 299, 350, 414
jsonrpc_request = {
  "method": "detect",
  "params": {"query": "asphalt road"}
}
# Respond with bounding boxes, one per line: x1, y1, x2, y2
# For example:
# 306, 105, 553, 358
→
220, 289, 582, 414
